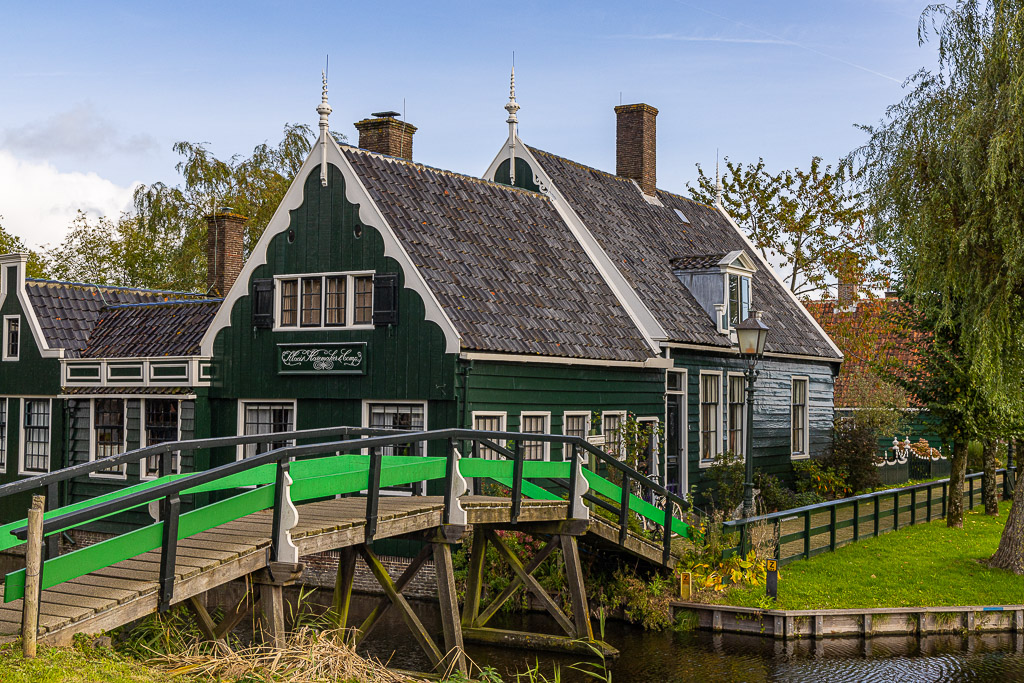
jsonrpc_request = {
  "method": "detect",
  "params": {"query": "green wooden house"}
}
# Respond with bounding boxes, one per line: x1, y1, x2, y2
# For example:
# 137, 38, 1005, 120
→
0, 79, 842, 524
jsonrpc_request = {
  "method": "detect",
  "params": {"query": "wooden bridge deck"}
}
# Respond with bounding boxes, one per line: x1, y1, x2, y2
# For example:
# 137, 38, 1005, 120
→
1, 495, 667, 644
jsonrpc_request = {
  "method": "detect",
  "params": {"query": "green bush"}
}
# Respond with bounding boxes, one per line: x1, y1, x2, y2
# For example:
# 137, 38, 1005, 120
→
825, 416, 882, 493
703, 451, 744, 514
753, 471, 798, 512
793, 459, 851, 500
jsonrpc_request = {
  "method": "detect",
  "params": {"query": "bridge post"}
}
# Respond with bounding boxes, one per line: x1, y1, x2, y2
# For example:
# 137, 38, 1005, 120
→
433, 526, 467, 674
254, 561, 304, 647
330, 547, 358, 636
560, 534, 593, 640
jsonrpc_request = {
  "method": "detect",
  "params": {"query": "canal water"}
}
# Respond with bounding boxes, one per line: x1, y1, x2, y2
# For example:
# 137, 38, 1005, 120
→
340, 596, 1024, 682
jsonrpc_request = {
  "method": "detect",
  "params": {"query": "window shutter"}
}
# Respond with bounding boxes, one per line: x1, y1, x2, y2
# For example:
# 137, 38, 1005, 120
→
251, 279, 274, 329
372, 273, 399, 326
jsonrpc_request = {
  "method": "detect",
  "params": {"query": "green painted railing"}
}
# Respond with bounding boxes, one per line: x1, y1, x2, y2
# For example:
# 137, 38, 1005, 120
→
5, 428, 695, 616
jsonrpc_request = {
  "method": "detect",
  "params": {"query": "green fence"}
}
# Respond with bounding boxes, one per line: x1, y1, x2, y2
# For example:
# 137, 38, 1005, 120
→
724, 467, 1016, 565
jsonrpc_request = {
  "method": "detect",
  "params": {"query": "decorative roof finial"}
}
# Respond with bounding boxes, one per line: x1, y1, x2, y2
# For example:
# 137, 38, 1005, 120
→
505, 64, 520, 185
715, 153, 723, 207
317, 69, 332, 187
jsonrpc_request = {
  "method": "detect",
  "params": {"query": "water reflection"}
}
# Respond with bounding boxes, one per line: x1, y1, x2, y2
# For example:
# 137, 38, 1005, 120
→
330, 595, 1024, 682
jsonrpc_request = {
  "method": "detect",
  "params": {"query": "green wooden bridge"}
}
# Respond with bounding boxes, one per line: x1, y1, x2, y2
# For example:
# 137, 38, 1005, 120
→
0, 427, 694, 674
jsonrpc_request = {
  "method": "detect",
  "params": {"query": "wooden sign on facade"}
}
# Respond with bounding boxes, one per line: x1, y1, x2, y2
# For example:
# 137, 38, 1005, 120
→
276, 342, 368, 376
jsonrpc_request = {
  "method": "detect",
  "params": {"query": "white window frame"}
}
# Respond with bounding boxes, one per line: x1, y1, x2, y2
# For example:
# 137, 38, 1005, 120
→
236, 399, 298, 461
361, 399, 428, 457
724, 271, 752, 329
519, 411, 552, 461
726, 372, 747, 460
471, 410, 507, 459
0, 397, 7, 474
19, 397, 52, 476
790, 376, 811, 460
88, 398, 129, 480
698, 371, 724, 468
3, 315, 20, 361
665, 369, 687, 495
637, 416, 661, 479
561, 411, 591, 441
273, 271, 375, 331
139, 397, 182, 480
601, 410, 628, 460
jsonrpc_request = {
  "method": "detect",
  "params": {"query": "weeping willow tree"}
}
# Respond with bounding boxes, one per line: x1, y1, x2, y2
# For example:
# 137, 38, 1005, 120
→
856, 1, 1024, 572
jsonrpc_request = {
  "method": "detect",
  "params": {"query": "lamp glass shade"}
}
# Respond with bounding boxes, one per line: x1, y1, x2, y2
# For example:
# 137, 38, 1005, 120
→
735, 321, 769, 356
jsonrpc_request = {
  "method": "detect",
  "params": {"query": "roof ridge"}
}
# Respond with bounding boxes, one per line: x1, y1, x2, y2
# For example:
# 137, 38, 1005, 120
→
26, 278, 205, 298
340, 144, 549, 199
104, 299, 223, 310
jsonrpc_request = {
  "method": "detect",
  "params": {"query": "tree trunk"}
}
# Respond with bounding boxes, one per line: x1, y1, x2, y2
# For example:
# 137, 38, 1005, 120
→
989, 453, 1024, 574
982, 438, 999, 516
947, 438, 968, 528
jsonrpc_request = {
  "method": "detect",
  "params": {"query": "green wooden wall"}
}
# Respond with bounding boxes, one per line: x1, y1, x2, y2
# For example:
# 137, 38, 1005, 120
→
207, 163, 458, 467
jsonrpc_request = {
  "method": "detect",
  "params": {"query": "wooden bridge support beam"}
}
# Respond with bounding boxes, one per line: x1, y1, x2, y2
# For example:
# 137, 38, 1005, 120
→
253, 561, 303, 647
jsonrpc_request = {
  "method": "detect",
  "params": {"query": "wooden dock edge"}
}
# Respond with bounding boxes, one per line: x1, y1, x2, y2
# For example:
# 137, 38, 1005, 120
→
670, 601, 1024, 640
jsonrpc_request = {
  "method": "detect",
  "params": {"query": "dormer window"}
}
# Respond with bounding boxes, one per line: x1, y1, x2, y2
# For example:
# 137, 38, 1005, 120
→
671, 250, 757, 335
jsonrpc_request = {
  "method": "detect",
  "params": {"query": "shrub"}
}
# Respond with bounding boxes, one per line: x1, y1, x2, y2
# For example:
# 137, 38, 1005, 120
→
825, 416, 882, 492
703, 451, 744, 515
754, 472, 798, 512
793, 459, 851, 500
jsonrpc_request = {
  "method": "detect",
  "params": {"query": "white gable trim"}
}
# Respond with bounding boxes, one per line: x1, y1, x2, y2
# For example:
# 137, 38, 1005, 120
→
200, 132, 462, 356
0, 254, 63, 359
713, 205, 844, 360
483, 136, 667, 351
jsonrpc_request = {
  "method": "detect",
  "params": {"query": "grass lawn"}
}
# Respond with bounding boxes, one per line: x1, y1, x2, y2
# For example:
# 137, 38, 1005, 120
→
722, 500, 1024, 610
0, 642, 199, 683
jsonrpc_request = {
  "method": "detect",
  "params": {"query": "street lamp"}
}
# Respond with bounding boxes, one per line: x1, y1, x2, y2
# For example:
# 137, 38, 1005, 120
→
735, 311, 770, 519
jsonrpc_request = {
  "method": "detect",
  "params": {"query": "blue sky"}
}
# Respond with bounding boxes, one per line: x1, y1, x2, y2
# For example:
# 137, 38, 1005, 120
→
0, 0, 937, 248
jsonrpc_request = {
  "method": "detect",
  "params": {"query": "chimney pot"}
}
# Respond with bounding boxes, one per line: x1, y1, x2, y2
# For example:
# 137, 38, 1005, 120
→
206, 211, 247, 297
614, 103, 658, 196
354, 113, 417, 161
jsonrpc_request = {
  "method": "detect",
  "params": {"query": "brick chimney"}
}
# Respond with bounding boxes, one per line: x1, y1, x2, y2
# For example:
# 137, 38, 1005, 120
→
614, 103, 658, 196
206, 210, 247, 297
837, 282, 859, 304
353, 112, 417, 161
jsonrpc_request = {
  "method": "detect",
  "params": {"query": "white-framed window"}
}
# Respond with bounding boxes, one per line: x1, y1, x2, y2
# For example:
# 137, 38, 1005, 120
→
20, 398, 51, 474
238, 400, 296, 460
519, 412, 551, 461
791, 377, 810, 459
3, 316, 20, 361
276, 272, 374, 330
562, 411, 591, 440
698, 372, 723, 466
727, 373, 746, 457
364, 401, 426, 457
727, 273, 752, 327
665, 369, 686, 495
602, 410, 627, 459
141, 398, 181, 479
637, 416, 660, 478
0, 398, 7, 472
90, 398, 127, 478
471, 411, 506, 460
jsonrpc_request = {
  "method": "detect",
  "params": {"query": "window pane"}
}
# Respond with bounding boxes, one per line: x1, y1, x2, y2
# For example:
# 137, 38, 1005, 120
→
280, 279, 298, 327
354, 276, 373, 325
603, 413, 623, 459
729, 274, 740, 326
24, 400, 49, 473
740, 276, 751, 322
564, 414, 588, 439
473, 414, 505, 460
144, 399, 179, 476
792, 379, 808, 455
520, 414, 548, 461
368, 403, 424, 457
700, 376, 720, 460
0, 399, 6, 469
728, 376, 745, 456
243, 402, 295, 458
94, 399, 125, 475
300, 278, 322, 326
7, 318, 18, 358
325, 276, 347, 326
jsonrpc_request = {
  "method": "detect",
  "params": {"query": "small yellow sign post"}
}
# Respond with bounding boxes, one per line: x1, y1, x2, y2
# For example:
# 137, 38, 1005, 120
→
766, 559, 778, 600
679, 572, 692, 600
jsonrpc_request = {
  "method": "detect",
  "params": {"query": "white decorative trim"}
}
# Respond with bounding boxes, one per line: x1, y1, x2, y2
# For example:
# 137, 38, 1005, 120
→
87, 398, 128, 480
561, 410, 591, 440
658, 342, 840, 365
483, 137, 667, 350
236, 399, 297, 461
518, 410, 552, 461
18, 397, 52, 476
725, 372, 747, 458
0, 255, 63, 360
458, 351, 672, 369
471, 411, 507, 431
713, 206, 845, 360
273, 271, 375, 331
62, 356, 212, 388
637, 415, 661, 479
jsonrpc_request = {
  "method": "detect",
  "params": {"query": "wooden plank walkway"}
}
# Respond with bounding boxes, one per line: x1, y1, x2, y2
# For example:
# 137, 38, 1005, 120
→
1, 495, 664, 644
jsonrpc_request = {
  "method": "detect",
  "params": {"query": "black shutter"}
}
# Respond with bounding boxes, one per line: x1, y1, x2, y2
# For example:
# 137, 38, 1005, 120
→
372, 273, 399, 326
251, 278, 274, 329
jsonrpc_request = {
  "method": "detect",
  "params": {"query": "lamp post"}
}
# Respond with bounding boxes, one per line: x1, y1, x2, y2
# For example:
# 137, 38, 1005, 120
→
735, 311, 770, 519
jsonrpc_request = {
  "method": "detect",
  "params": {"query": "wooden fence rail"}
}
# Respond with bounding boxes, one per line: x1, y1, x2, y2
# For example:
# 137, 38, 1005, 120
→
723, 467, 1017, 564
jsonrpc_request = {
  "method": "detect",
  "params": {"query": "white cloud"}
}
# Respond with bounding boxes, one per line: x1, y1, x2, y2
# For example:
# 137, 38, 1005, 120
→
1, 103, 158, 160
0, 150, 138, 249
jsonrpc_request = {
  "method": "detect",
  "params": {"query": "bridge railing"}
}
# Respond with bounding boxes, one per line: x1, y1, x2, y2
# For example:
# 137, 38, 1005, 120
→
5, 427, 694, 617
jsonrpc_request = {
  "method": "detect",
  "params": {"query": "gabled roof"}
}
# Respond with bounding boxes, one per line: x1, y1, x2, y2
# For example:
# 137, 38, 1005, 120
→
24, 279, 209, 358
527, 147, 842, 360
670, 250, 756, 272
81, 300, 221, 359
342, 146, 655, 362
